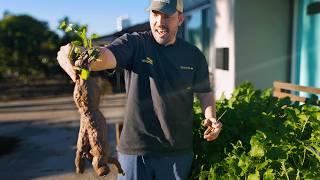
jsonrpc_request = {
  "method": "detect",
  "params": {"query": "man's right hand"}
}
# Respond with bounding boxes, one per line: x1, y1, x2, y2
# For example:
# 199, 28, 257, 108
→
57, 43, 77, 82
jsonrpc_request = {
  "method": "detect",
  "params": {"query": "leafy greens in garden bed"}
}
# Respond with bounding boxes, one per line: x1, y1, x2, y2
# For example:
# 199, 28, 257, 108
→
191, 82, 320, 179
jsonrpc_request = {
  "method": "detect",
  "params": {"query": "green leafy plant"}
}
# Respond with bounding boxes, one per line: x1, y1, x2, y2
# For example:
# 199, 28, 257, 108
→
191, 82, 320, 179
59, 21, 100, 80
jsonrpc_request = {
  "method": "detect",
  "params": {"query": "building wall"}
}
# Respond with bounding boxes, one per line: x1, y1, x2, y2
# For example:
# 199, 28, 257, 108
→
213, 0, 235, 98
234, 0, 292, 89
183, 0, 236, 98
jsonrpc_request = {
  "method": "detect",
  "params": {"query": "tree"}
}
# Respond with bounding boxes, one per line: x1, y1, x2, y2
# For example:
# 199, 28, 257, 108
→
0, 14, 60, 80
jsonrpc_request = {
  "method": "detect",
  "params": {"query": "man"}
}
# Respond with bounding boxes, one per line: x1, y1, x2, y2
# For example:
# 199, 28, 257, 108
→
57, 0, 222, 179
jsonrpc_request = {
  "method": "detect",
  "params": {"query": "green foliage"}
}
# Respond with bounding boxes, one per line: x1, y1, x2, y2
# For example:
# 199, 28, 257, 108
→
59, 21, 100, 80
57, 17, 82, 47
0, 14, 60, 80
191, 82, 320, 179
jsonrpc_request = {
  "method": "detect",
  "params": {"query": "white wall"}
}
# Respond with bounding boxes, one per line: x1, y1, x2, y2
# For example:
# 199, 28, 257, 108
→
234, 0, 292, 89
213, 0, 235, 98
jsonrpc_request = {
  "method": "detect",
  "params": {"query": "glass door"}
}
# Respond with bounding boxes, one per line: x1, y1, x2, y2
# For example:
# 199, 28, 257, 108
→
295, 0, 320, 97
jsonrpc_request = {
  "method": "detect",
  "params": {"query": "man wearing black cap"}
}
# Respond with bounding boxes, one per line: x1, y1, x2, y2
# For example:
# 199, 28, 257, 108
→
57, 0, 222, 179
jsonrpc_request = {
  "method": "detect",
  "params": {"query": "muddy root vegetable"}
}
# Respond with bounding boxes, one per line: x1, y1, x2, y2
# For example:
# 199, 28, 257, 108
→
59, 21, 123, 176
73, 76, 124, 176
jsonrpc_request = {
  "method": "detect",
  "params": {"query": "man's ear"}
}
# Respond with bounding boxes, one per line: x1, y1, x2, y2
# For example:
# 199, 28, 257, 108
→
178, 13, 184, 26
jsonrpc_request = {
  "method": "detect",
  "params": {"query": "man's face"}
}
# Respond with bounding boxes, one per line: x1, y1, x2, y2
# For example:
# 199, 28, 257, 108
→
150, 10, 184, 46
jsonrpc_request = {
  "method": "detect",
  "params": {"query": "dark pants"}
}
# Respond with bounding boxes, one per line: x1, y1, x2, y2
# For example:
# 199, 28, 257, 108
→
117, 152, 193, 180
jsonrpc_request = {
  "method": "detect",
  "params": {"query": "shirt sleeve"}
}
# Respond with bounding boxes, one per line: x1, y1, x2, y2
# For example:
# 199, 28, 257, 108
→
107, 32, 140, 70
193, 50, 212, 93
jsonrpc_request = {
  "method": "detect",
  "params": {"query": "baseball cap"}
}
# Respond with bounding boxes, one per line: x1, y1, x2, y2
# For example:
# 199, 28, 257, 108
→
147, 0, 183, 15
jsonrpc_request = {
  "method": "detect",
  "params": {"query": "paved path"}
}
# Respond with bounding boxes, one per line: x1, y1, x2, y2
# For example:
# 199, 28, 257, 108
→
0, 94, 126, 180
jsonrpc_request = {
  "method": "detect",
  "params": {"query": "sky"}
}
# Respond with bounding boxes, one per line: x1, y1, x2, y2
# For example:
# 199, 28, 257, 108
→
0, 0, 150, 36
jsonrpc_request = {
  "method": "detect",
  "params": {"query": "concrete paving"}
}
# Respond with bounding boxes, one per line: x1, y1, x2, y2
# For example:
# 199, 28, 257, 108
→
0, 94, 126, 180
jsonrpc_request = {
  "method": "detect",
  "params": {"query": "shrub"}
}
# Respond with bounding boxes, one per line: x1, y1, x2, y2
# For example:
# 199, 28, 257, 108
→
191, 82, 320, 179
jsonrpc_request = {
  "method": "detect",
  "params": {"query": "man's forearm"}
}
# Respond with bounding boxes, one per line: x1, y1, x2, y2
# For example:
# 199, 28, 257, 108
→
89, 47, 117, 71
196, 92, 216, 119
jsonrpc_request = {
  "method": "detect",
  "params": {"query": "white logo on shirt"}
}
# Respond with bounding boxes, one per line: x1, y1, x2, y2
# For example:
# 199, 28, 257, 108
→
180, 66, 194, 70
153, 0, 170, 4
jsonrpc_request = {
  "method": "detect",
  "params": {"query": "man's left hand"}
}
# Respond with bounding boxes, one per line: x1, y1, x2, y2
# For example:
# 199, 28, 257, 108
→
203, 118, 223, 141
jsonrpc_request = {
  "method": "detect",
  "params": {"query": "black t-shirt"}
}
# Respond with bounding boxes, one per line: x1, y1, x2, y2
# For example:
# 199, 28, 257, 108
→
107, 31, 211, 155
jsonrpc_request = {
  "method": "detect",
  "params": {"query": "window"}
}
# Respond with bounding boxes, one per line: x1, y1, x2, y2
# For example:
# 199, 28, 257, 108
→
184, 7, 213, 68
